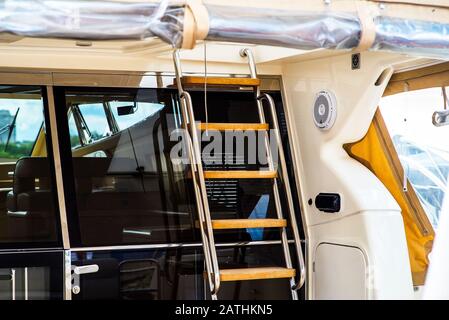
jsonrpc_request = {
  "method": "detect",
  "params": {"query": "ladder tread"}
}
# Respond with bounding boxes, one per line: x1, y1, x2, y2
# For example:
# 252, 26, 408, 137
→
220, 267, 295, 281
204, 170, 277, 179
208, 218, 287, 229
179, 76, 260, 87
197, 123, 269, 131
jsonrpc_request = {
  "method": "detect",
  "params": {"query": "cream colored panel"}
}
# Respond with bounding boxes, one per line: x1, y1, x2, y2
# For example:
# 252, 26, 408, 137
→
52, 73, 158, 88
314, 243, 366, 300
0, 72, 52, 85
282, 51, 407, 227
281, 51, 416, 299
310, 212, 413, 299
0, 42, 284, 75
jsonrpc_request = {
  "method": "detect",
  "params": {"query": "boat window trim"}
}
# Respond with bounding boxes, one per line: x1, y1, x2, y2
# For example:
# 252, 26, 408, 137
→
103, 101, 119, 134
68, 106, 85, 147
70, 104, 92, 146
44, 85, 67, 248
70, 101, 119, 148
0, 84, 64, 249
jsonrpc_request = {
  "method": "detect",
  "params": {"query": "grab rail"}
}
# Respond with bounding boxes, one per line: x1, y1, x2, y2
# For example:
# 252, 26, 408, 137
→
173, 50, 221, 298
241, 48, 306, 291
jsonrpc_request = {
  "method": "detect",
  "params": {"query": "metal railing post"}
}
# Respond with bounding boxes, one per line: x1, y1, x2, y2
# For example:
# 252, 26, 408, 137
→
240, 48, 306, 292
173, 50, 221, 298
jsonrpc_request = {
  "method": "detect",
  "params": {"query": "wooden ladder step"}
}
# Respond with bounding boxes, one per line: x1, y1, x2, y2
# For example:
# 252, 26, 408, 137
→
178, 76, 260, 88
220, 267, 295, 282
212, 218, 287, 229
203, 170, 277, 179
197, 123, 269, 131
196, 218, 287, 230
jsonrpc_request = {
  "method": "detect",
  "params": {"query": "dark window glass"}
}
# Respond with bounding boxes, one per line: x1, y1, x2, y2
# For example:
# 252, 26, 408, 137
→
189, 90, 303, 242
71, 248, 203, 300
61, 88, 197, 247
60, 87, 303, 247
70, 244, 292, 300
0, 85, 60, 248
0, 251, 64, 300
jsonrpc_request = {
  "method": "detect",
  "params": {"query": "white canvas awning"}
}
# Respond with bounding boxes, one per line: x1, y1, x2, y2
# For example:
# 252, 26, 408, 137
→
0, 0, 448, 58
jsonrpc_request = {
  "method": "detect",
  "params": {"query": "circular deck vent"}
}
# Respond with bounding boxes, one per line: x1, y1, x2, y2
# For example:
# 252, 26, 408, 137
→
313, 90, 337, 130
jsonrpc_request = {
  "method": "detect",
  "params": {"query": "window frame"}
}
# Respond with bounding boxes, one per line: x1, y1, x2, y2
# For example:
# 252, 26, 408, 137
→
0, 84, 63, 250
69, 102, 116, 147
54, 86, 196, 247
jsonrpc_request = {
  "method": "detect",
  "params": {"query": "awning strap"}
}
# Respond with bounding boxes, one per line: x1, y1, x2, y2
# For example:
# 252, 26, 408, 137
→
181, 0, 210, 49
355, 2, 377, 52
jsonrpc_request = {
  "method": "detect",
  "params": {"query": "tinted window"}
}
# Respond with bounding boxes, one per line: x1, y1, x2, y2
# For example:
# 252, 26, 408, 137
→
59, 87, 302, 248
61, 88, 197, 247
0, 251, 64, 300
0, 85, 60, 247
189, 90, 300, 241
70, 244, 292, 300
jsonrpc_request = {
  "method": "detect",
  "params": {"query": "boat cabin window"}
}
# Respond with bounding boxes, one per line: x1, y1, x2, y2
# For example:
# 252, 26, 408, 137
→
59, 88, 198, 247
380, 87, 449, 229
0, 85, 60, 248
57, 87, 301, 249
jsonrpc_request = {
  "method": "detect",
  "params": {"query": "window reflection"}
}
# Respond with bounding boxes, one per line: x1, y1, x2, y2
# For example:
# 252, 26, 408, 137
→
77, 103, 111, 142
64, 89, 196, 246
110, 101, 165, 131
0, 85, 59, 246
63, 88, 297, 246
71, 245, 291, 300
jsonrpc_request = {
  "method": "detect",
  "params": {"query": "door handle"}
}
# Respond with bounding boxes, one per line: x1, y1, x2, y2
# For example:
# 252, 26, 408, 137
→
71, 264, 99, 295
73, 264, 99, 275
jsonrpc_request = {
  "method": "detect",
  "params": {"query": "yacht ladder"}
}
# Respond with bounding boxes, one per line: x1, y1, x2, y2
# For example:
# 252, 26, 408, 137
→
172, 48, 305, 300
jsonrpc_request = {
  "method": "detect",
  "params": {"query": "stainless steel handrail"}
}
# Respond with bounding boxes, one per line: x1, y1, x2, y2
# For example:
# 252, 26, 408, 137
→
240, 48, 306, 292
173, 50, 221, 299
183, 91, 221, 296
258, 92, 306, 290
241, 47, 297, 297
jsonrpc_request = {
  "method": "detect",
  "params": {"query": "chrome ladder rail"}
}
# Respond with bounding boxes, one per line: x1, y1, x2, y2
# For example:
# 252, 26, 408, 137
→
240, 48, 306, 295
173, 50, 221, 300
173, 48, 305, 300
